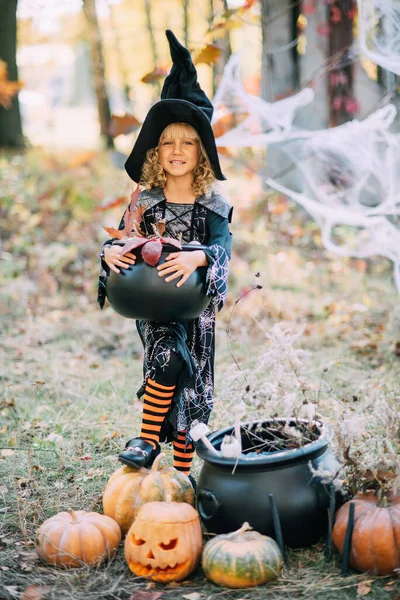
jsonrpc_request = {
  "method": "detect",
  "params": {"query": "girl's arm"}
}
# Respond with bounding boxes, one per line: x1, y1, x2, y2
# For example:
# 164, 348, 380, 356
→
97, 206, 129, 309
157, 212, 232, 296
203, 211, 232, 311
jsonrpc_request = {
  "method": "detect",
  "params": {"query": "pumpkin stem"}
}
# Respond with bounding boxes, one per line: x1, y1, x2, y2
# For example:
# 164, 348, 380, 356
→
67, 509, 80, 523
150, 452, 165, 472
226, 522, 253, 538
379, 495, 389, 508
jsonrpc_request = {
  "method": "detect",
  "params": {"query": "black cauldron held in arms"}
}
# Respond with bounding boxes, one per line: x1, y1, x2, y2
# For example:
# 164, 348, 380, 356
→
196, 418, 339, 548
105, 243, 210, 321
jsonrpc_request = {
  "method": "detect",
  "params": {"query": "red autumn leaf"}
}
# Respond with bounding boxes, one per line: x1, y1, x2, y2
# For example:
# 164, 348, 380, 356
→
330, 6, 342, 23
141, 67, 168, 85
194, 44, 222, 66
316, 23, 330, 36
141, 239, 163, 266
130, 185, 141, 210
120, 237, 148, 256
161, 237, 182, 250
123, 185, 142, 236
103, 227, 125, 239
242, 0, 255, 8
303, 3, 316, 15
109, 113, 141, 138
96, 196, 127, 211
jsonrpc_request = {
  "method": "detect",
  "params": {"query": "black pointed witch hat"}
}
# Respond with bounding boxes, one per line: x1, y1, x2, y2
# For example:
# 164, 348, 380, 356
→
124, 30, 226, 183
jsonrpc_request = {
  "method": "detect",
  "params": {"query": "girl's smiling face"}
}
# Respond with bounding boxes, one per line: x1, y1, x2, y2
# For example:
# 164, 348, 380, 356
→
158, 123, 200, 179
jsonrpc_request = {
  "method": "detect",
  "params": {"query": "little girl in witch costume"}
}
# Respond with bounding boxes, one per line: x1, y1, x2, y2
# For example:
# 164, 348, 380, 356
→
98, 30, 232, 478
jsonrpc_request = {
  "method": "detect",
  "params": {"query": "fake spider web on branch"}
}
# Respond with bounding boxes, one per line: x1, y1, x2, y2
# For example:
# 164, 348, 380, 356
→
211, 48, 400, 292
265, 105, 400, 291
212, 53, 314, 147
357, 0, 400, 76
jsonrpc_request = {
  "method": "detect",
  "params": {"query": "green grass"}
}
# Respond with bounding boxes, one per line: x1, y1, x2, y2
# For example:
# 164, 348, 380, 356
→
1, 150, 400, 599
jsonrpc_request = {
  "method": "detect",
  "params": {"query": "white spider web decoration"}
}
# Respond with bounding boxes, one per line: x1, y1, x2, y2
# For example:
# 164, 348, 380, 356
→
357, 0, 400, 76
212, 53, 314, 147
265, 105, 400, 291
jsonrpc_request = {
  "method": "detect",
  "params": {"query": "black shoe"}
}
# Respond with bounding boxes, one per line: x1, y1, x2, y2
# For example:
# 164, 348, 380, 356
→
118, 438, 160, 469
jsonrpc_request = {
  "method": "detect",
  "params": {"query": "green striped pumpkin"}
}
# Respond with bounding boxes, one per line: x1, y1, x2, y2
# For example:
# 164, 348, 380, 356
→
202, 522, 283, 588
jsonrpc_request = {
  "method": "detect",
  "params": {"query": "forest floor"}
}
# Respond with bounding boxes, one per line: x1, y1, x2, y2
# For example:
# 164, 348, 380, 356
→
1, 149, 400, 600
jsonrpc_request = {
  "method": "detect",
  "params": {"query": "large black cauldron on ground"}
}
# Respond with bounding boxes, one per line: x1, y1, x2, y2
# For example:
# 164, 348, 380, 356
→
106, 243, 210, 321
196, 418, 339, 548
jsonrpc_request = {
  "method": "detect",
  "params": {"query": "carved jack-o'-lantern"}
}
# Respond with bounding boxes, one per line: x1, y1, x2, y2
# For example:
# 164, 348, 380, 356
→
124, 499, 202, 583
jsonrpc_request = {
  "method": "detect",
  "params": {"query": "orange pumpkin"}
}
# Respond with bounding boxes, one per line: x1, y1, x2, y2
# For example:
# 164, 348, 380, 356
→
103, 453, 194, 534
36, 509, 121, 568
332, 491, 400, 574
124, 499, 202, 583
202, 522, 283, 588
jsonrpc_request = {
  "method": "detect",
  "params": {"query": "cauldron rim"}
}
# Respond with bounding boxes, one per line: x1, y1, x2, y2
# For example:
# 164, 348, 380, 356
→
196, 418, 332, 469
111, 241, 209, 253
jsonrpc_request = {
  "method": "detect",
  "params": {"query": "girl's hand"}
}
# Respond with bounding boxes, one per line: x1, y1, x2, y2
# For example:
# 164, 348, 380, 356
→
103, 245, 136, 274
157, 250, 208, 287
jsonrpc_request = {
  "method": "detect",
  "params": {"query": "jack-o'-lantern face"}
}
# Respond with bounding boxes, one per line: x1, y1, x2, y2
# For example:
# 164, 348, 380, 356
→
124, 501, 202, 583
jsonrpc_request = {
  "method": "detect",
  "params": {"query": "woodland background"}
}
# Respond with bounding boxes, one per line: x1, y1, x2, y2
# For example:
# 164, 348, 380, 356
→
1, 1, 400, 599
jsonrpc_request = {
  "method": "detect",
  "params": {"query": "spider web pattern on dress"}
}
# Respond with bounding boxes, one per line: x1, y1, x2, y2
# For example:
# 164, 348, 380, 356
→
131, 189, 231, 441
137, 303, 216, 436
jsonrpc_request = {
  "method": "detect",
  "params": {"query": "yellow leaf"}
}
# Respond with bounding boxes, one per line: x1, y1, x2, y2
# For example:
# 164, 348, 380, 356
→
362, 295, 373, 307
194, 44, 222, 66
207, 19, 242, 39
0, 60, 23, 109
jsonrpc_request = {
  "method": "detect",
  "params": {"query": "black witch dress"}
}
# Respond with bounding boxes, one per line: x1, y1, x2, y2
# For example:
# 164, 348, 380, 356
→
98, 187, 232, 444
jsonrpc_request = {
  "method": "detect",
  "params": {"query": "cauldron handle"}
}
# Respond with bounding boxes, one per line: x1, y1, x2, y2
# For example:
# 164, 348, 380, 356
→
197, 489, 221, 520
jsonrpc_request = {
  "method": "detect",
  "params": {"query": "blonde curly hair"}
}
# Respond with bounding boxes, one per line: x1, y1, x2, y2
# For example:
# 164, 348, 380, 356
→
140, 122, 216, 196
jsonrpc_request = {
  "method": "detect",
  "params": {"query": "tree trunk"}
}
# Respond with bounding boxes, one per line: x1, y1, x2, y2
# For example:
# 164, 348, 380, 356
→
0, 0, 24, 148
82, 0, 114, 148
210, 0, 232, 95
144, 0, 160, 96
183, 0, 189, 46
109, 4, 131, 109
328, 0, 356, 127
290, 0, 300, 90
260, 0, 271, 101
